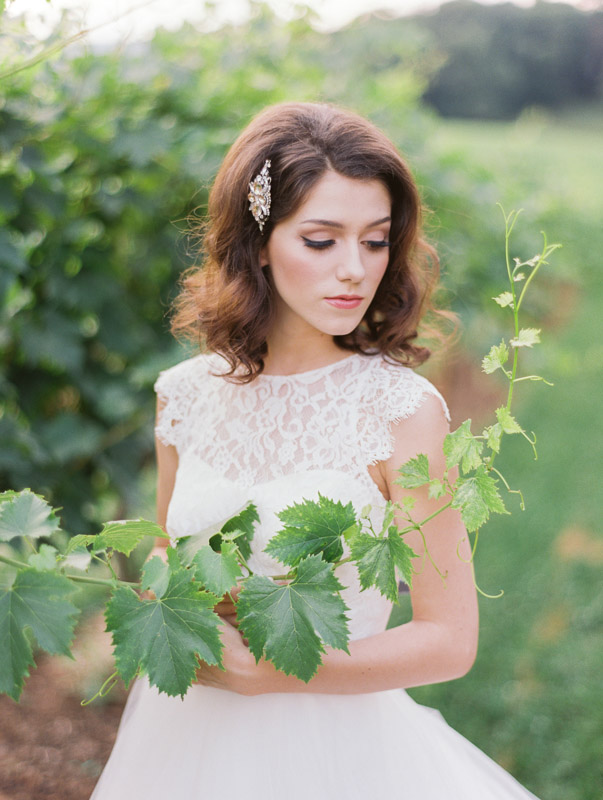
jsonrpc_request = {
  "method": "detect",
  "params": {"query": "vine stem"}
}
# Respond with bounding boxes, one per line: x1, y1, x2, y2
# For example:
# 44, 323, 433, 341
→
269, 502, 454, 583
0, 552, 138, 590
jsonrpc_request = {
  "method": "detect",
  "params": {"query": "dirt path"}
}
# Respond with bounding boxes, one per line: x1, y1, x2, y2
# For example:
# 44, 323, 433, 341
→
0, 616, 126, 800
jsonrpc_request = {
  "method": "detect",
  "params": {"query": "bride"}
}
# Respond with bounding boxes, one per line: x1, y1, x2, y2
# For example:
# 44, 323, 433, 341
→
91, 101, 539, 799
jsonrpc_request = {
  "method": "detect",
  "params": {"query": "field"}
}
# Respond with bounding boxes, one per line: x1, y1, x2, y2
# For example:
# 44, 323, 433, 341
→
391, 112, 603, 800
1, 111, 601, 800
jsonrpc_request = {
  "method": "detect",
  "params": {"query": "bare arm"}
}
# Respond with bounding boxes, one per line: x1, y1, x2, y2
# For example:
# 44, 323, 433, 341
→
154, 397, 178, 553
196, 393, 479, 695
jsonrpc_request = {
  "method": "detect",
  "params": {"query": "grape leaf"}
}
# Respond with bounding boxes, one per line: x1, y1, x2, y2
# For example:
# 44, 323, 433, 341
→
178, 502, 258, 564
510, 328, 541, 348
28, 544, 59, 571
484, 423, 503, 453
66, 519, 162, 556
443, 420, 484, 474
0, 569, 78, 701
349, 526, 417, 601
0, 491, 60, 542
140, 556, 170, 599
482, 340, 509, 374
395, 453, 430, 488
452, 467, 508, 531
96, 519, 163, 555
237, 554, 349, 682
428, 479, 446, 499
265, 495, 354, 567
192, 541, 242, 597
493, 291, 514, 308
65, 534, 96, 554
105, 553, 223, 697
495, 406, 523, 434
220, 503, 259, 560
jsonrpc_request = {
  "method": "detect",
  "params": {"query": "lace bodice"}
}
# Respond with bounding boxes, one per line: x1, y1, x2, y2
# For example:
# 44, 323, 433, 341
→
155, 352, 449, 640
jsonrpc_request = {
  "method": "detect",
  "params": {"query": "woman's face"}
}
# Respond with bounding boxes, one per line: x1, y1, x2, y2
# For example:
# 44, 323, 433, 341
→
261, 170, 392, 341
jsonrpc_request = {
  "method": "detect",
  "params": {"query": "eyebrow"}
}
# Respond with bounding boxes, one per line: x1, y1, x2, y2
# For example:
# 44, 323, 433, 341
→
300, 216, 391, 229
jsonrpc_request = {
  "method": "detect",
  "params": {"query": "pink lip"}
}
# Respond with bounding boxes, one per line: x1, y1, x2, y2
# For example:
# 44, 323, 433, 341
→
325, 295, 363, 309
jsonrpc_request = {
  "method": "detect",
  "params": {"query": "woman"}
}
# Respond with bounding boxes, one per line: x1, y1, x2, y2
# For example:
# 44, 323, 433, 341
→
91, 102, 538, 799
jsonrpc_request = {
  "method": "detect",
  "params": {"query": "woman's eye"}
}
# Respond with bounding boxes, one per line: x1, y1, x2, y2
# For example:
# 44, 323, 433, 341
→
301, 237, 335, 250
365, 240, 392, 250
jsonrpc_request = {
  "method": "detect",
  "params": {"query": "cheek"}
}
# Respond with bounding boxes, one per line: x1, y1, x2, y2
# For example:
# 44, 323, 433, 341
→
271, 248, 324, 296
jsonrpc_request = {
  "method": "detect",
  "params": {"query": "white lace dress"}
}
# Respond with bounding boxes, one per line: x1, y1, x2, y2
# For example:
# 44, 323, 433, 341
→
91, 352, 539, 800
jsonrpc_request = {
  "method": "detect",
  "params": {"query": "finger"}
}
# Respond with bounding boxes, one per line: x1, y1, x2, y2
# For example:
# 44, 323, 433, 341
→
214, 601, 236, 616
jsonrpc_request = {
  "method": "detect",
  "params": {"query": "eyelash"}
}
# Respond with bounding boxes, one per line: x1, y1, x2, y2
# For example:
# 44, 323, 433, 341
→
301, 237, 392, 251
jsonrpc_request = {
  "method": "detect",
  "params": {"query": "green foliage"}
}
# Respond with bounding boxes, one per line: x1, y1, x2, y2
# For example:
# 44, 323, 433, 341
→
192, 542, 243, 598
395, 453, 431, 488
349, 527, 417, 600
265, 494, 354, 566
419, 0, 603, 119
0, 213, 558, 693
443, 420, 484, 474
0, 490, 60, 541
0, 568, 78, 700
105, 553, 223, 697
452, 468, 508, 531
237, 555, 350, 682
2, 4, 564, 537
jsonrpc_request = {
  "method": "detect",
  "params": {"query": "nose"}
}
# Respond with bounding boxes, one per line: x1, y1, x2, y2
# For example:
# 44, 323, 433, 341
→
336, 242, 365, 284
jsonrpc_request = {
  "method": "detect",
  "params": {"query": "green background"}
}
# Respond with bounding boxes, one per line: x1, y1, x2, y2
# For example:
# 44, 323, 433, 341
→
1, 3, 601, 798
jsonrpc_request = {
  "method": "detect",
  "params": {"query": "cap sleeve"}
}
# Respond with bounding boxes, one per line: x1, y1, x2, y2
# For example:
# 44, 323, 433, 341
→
154, 356, 206, 450
357, 358, 450, 465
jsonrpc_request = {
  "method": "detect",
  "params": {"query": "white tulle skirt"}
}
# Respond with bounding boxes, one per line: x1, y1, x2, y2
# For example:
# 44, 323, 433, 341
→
90, 678, 539, 799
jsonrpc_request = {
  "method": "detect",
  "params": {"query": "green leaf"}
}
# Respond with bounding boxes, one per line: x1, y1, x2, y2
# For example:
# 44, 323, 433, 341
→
428, 479, 446, 499
66, 519, 162, 557
482, 340, 509, 374
493, 291, 514, 308
484, 423, 503, 453
265, 495, 354, 567
0, 491, 60, 542
28, 544, 59, 571
220, 503, 259, 561
140, 556, 170, 599
177, 502, 258, 564
395, 453, 430, 488
96, 519, 163, 556
452, 467, 508, 531
495, 406, 523, 434
105, 553, 223, 697
61, 549, 92, 572
349, 526, 417, 600
65, 534, 96, 554
0, 569, 78, 701
443, 420, 484, 474
192, 541, 242, 597
510, 328, 541, 348
237, 555, 349, 683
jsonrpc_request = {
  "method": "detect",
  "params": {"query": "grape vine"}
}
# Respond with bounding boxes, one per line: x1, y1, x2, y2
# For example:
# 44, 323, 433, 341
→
0, 209, 560, 701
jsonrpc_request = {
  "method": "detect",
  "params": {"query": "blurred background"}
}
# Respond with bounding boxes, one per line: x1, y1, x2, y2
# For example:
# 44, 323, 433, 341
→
0, 1, 602, 798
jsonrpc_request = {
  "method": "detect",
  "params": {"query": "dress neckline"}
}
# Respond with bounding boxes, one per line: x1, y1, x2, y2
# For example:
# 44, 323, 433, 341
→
256, 352, 361, 381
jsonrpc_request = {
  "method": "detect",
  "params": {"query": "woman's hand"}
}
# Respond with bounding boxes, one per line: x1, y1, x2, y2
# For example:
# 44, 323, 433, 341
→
194, 619, 260, 695
212, 584, 241, 628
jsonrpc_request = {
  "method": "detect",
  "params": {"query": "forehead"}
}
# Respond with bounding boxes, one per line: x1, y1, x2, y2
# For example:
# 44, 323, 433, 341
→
292, 171, 391, 222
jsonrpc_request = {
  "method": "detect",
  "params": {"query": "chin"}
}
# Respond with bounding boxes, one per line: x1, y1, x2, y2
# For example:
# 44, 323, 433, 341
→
318, 320, 361, 337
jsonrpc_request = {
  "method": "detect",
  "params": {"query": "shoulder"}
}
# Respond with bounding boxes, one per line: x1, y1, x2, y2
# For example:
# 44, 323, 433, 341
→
153, 352, 218, 449
351, 355, 450, 466
356, 355, 450, 424
154, 352, 219, 401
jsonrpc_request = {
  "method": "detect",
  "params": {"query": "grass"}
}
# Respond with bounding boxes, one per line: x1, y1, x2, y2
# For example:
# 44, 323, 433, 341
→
389, 112, 603, 800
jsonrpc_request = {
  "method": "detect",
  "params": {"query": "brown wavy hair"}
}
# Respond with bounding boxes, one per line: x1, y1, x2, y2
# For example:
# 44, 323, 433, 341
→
171, 101, 449, 381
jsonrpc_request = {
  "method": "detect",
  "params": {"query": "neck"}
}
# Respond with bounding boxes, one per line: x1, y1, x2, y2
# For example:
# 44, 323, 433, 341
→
263, 320, 347, 377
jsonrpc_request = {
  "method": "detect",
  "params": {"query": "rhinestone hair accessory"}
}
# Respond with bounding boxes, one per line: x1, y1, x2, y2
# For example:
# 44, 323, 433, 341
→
248, 159, 271, 233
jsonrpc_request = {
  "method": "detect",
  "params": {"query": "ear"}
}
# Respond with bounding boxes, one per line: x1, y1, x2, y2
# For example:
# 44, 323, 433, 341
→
259, 242, 269, 269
